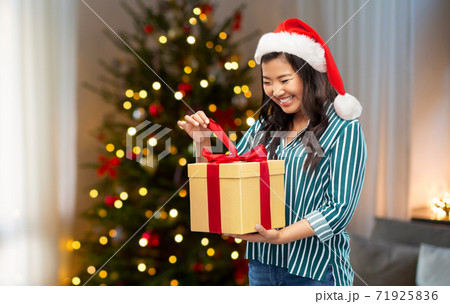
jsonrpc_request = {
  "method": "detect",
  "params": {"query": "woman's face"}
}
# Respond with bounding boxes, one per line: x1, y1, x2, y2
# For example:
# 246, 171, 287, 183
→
262, 56, 304, 116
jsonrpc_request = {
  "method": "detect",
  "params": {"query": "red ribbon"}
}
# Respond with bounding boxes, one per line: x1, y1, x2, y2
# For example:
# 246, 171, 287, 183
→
203, 119, 272, 233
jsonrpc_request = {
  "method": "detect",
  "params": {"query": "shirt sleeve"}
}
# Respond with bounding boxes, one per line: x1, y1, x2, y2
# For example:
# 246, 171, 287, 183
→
304, 121, 367, 242
236, 120, 262, 155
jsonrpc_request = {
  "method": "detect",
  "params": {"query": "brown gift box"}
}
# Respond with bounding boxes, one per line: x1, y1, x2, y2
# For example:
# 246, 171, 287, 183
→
187, 160, 286, 234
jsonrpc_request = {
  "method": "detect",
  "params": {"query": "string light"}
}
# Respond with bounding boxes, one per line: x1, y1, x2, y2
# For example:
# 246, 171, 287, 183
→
231, 251, 239, 259
125, 89, 134, 98
133, 92, 140, 100
200, 79, 208, 88
234, 238, 243, 244
159, 35, 167, 44
148, 268, 156, 276
193, 7, 201, 15
132, 146, 141, 154
72, 277, 81, 285
139, 238, 148, 247
230, 62, 239, 70
199, 13, 207, 21
246, 117, 255, 126
99, 270, 107, 279
178, 189, 187, 198
170, 280, 179, 286
72, 241, 81, 250
234, 118, 242, 126
119, 192, 128, 200
205, 264, 213, 271
127, 127, 137, 136
145, 210, 153, 218
114, 200, 123, 209
219, 32, 227, 40
137, 263, 146, 272
189, 17, 197, 25
148, 138, 157, 146
248, 60, 256, 68
170, 146, 178, 154
174, 91, 183, 100
208, 75, 216, 82
116, 149, 124, 158
208, 104, 217, 112
87, 266, 96, 275
89, 189, 98, 198
174, 234, 183, 243
169, 255, 177, 264
246, 109, 254, 117
109, 229, 117, 238
244, 91, 252, 98
233, 86, 241, 94
152, 81, 161, 90
229, 133, 237, 141
206, 248, 215, 256
106, 143, 115, 152
123, 101, 132, 110
98, 209, 107, 217
241, 85, 249, 93
215, 45, 222, 52
139, 187, 148, 196
160, 211, 168, 219
139, 90, 148, 99
184, 66, 192, 74
186, 36, 196, 44
206, 41, 214, 49
178, 158, 187, 166
99, 236, 108, 245
201, 238, 209, 246
169, 209, 178, 218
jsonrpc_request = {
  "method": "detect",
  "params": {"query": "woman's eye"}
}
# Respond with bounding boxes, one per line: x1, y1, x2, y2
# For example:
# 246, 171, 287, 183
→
281, 79, 289, 83
263, 82, 271, 85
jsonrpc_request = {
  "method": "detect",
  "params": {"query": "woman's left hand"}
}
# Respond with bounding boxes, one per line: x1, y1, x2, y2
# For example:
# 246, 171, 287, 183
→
225, 224, 285, 244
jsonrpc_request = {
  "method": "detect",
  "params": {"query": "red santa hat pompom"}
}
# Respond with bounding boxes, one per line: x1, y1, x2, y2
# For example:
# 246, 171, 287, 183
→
254, 18, 362, 120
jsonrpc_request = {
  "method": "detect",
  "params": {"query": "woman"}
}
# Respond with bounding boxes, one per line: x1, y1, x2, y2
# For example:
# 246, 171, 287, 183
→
177, 19, 367, 286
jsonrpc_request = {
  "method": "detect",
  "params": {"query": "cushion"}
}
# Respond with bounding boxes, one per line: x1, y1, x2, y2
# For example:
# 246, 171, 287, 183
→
416, 243, 450, 286
349, 233, 419, 286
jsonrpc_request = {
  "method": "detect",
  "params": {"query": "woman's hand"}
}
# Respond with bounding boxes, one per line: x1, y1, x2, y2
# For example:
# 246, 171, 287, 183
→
225, 224, 285, 245
177, 110, 211, 143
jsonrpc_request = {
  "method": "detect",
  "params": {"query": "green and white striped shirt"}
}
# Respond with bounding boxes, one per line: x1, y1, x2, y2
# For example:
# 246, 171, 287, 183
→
236, 103, 367, 286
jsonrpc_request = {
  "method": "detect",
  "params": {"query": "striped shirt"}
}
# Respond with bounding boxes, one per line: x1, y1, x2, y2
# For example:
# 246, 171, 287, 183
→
236, 102, 367, 286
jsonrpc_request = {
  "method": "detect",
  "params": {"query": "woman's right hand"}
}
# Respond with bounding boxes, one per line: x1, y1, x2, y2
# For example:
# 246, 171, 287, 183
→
177, 110, 211, 143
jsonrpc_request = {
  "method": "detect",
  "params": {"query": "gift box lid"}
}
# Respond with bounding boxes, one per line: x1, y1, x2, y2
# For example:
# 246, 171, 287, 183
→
187, 160, 284, 178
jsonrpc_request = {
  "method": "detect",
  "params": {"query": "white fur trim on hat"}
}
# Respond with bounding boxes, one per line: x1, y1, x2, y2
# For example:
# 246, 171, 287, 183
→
334, 93, 362, 120
254, 32, 327, 72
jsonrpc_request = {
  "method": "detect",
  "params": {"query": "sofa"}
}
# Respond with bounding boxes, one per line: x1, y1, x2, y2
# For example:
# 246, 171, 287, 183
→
349, 217, 450, 286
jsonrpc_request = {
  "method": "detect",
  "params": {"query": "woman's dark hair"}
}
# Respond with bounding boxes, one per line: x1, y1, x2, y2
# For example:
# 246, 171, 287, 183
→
257, 52, 337, 174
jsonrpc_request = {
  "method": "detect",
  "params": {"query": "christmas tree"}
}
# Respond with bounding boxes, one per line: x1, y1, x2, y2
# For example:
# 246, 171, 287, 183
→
71, 0, 260, 286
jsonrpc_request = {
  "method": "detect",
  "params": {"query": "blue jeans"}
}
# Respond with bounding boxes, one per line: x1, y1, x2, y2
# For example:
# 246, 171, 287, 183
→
248, 260, 335, 286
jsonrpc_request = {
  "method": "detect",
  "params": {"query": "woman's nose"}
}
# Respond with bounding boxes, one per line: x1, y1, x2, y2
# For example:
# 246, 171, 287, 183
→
272, 84, 285, 97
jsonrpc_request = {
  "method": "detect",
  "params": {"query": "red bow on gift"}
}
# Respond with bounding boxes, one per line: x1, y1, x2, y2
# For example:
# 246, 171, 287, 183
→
201, 119, 272, 233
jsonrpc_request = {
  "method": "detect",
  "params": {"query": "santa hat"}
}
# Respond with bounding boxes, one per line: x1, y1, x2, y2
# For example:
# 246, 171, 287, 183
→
254, 18, 362, 120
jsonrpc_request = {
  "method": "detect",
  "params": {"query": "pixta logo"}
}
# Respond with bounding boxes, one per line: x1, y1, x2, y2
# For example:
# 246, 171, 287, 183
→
126, 120, 172, 168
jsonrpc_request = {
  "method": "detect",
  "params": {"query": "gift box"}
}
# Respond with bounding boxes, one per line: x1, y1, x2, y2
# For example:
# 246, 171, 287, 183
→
187, 119, 286, 234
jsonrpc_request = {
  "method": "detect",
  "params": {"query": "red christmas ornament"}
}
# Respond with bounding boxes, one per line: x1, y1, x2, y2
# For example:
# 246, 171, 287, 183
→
200, 4, 213, 15
144, 25, 154, 34
141, 231, 160, 248
177, 83, 193, 97
213, 107, 236, 131
192, 262, 204, 273
149, 103, 164, 117
232, 12, 242, 31
104, 195, 119, 207
97, 155, 121, 178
